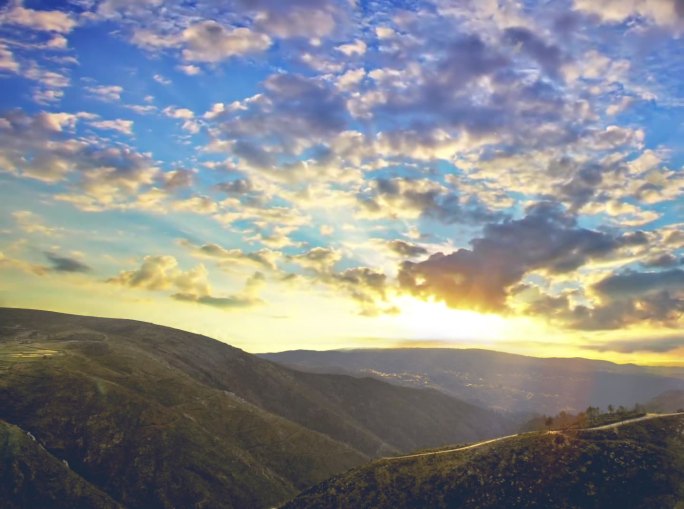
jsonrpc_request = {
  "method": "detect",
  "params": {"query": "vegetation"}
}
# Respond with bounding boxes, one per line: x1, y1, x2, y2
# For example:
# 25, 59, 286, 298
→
0, 308, 512, 508
0, 420, 122, 509
522, 405, 648, 432
283, 414, 684, 509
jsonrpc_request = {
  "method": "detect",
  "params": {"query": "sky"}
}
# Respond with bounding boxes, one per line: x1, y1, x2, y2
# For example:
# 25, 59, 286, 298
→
0, 0, 683, 365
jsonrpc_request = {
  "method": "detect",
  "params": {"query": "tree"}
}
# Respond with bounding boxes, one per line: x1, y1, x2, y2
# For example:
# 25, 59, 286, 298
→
545, 416, 554, 431
586, 406, 600, 420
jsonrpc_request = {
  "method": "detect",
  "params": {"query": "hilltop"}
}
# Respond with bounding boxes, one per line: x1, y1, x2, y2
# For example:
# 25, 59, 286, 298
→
283, 413, 684, 509
0, 307, 510, 508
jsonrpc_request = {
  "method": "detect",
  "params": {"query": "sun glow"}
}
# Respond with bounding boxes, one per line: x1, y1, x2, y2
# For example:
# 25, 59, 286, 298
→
391, 296, 512, 342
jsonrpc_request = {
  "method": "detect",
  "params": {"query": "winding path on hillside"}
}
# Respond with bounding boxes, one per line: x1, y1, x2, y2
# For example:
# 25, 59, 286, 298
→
386, 412, 683, 462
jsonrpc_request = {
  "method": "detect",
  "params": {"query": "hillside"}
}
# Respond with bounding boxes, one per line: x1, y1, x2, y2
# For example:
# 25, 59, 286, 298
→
646, 390, 684, 413
0, 307, 511, 508
261, 348, 684, 415
0, 420, 122, 509
283, 414, 684, 509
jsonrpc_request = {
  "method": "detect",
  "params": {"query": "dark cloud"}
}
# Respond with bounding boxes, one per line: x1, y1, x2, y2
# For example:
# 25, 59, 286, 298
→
503, 26, 563, 77
262, 73, 347, 135
357, 177, 498, 224
641, 253, 681, 268
593, 269, 684, 300
584, 336, 684, 354
0, 110, 158, 209
216, 178, 254, 195
676, 0, 684, 18
556, 163, 605, 211
44, 252, 91, 273
523, 268, 684, 330
205, 73, 349, 180
173, 293, 260, 309
180, 239, 280, 271
386, 240, 428, 258
162, 169, 194, 191
399, 202, 625, 312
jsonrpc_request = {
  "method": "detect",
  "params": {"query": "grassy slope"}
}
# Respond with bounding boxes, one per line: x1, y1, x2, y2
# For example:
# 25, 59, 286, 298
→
283, 414, 684, 509
0, 307, 511, 508
0, 420, 123, 509
0, 311, 365, 508
0, 308, 511, 456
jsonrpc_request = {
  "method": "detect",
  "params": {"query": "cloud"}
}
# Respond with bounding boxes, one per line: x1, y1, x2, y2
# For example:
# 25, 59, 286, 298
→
385, 240, 429, 258
291, 247, 342, 274
0, 251, 46, 276
90, 119, 134, 135
108, 255, 264, 310
44, 252, 91, 273
357, 177, 496, 224
583, 336, 684, 353
0, 43, 19, 73
287, 247, 393, 315
0, 110, 158, 208
86, 84, 123, 102
398, 202, 628, 312
96, 0, 163, 18
163, 106, 194, 119
12, 210, 61, 236
573, 0, 684, 27
181, 21, 272, 63
153, 74, 171, 85
503, 26, 563, 77
336, 40, 367, 57
174, 272, 264, 309
521, 267, 684, 330
593, 269, 684, 300
241, 0, 340, 39
0, 1, 77, 33
180, 239, 281, 271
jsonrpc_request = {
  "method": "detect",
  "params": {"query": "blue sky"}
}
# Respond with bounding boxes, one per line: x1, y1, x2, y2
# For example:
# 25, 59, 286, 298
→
1, 0, 684, 363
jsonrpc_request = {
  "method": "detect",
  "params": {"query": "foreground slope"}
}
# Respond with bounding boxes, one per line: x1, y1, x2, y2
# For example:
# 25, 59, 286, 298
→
283, 414, 684, 509
262, 348, 684, 414
0, 310, 365, 508
0, 307, 510, 508
0, 420, 122, 509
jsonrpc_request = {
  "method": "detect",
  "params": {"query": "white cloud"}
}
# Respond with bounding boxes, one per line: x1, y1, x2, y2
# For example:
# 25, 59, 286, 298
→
181, 21, 272, 63
97, 0, 163, 18
177, 64, 201, 75
163, 106, 195, 119
0, 43, 19, 73
336, 39, 367, 56
573, 0, 683, 26
1, 1, 76, 33
90, 119, 134, 135
86, 84, 123, 102
153, 73, 171, 85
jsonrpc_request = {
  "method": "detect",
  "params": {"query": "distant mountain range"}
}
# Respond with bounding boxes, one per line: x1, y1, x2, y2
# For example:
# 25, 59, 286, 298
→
646, 390, 684, 413
261, 348, 684, 415
283, 414, 684, 509
0, 308, 512, 509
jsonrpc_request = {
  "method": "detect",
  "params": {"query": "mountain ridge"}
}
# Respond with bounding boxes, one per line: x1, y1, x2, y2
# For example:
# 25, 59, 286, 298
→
261, 348, 684, 415
0, 307, 511, 508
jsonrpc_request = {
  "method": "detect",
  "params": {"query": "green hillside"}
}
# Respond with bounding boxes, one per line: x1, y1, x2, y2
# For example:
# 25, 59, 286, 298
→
283, 414, 684, 509
0, 307, 511, 508
0, 419, 122, 509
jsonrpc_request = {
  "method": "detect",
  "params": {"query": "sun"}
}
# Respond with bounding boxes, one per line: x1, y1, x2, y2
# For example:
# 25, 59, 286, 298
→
390, 296, 510, 342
